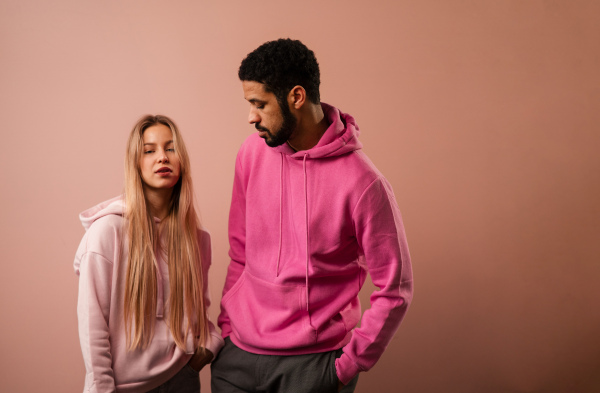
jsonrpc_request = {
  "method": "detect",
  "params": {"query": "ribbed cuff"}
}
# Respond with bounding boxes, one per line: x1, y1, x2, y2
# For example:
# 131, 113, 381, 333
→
335, 353, 361, 385
206, 331, 225, 358
220, 323, 232, 340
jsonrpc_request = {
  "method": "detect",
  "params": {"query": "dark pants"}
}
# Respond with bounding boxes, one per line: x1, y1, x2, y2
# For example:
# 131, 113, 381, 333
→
146, 363, 200, 393
211, 337, 359, 393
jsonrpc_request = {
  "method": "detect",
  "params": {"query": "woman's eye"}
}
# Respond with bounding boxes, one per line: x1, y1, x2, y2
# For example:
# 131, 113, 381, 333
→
144, 150, 154, 154
167, 148, 175, 152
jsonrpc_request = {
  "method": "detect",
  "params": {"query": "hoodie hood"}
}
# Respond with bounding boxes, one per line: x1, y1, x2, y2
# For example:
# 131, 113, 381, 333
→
273, 102, 362, 159
79, 195, 125, 230
76, 195, 166, 319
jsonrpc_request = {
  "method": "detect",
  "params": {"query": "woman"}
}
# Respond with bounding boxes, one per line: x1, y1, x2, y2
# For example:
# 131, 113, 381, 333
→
74, 115, 223, 392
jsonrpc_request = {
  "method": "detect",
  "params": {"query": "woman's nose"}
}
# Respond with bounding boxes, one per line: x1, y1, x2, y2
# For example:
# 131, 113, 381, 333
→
158, 151, 169, 163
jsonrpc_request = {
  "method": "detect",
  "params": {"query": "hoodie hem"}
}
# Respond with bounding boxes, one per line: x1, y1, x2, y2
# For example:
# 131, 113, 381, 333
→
228, 331, 352, 357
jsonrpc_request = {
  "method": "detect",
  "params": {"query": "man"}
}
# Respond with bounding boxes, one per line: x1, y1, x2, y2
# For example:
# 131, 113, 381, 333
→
211, 38, 413, 393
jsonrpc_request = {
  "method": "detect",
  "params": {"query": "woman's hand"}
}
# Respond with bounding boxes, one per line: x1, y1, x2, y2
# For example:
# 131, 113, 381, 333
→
188, 348, 214, 372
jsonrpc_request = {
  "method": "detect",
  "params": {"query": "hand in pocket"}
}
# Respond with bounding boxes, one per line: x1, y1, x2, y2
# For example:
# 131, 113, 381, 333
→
188, 348, 214, 372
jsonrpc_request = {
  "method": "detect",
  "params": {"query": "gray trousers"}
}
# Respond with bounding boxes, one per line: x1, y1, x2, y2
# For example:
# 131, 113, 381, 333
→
211, 337, 359, 393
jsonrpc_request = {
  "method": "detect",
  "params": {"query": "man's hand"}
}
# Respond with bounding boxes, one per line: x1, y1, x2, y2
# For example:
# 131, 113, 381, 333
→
188, 348, 214, 372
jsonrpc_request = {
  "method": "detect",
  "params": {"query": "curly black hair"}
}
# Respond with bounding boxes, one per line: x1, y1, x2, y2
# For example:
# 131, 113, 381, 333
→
238, 38, 321, 105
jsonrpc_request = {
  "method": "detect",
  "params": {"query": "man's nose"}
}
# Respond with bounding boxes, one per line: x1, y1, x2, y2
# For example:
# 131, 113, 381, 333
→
248, 108, 260, 124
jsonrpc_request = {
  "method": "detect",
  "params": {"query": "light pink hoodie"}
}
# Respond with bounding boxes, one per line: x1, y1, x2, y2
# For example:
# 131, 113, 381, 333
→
74, 196, 223, 393
218, 103, 413, 385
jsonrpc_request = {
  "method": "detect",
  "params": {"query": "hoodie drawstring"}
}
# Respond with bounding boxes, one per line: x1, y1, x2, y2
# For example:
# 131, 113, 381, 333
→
155, 261, 164, 318
302, 153, 310, 312
276, 153, 284, 277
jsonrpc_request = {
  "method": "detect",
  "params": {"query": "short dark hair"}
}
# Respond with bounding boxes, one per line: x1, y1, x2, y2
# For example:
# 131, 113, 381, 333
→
238, 38, 321, 105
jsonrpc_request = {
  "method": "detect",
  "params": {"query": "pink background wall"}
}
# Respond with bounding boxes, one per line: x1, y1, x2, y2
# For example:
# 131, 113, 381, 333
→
1, 1, 599, 392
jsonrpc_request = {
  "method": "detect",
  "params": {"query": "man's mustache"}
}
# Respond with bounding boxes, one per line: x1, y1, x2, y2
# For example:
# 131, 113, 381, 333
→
255, 123, 270, 133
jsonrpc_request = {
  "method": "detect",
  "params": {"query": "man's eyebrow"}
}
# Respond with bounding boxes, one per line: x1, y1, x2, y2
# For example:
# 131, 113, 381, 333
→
247, 98, 266, 104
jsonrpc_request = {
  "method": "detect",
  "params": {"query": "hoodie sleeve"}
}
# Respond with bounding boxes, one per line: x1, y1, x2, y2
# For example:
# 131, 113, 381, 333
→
76, 249, 116, 393
217, 150, 247, 338
198, 231, 225, 356
335, 177, 414, 385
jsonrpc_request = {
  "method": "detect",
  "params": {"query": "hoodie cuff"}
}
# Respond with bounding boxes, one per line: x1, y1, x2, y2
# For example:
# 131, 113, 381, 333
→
335, 353, 361, 386
220, 323, 232, 339
206, 331, 225, 359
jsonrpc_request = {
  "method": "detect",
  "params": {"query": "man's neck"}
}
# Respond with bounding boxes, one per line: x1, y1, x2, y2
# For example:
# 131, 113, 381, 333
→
287, 103, 328, 151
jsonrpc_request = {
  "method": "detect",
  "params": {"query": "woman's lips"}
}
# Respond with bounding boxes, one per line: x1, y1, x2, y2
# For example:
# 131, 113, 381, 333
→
155, 167, 172, 175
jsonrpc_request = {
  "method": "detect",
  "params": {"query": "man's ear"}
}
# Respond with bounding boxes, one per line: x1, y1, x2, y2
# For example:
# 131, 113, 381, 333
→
287, 85, 306, 109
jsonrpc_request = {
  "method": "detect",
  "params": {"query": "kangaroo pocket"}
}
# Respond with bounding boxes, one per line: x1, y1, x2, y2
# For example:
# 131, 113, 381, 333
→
221, 271, 317, 350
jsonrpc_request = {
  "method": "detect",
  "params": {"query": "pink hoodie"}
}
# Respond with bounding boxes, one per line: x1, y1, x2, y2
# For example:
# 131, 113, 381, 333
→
218, 103, 413, 385
74, 196, 223, 393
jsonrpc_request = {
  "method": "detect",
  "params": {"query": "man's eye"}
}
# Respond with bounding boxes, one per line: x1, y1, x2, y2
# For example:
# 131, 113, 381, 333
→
256, 104, 264, 109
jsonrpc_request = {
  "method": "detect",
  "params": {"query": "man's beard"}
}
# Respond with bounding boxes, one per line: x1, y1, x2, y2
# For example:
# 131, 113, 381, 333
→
255, 101, 297, 147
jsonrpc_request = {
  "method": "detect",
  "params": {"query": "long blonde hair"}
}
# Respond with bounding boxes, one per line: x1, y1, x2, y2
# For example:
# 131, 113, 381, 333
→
123, 114, 207, 352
